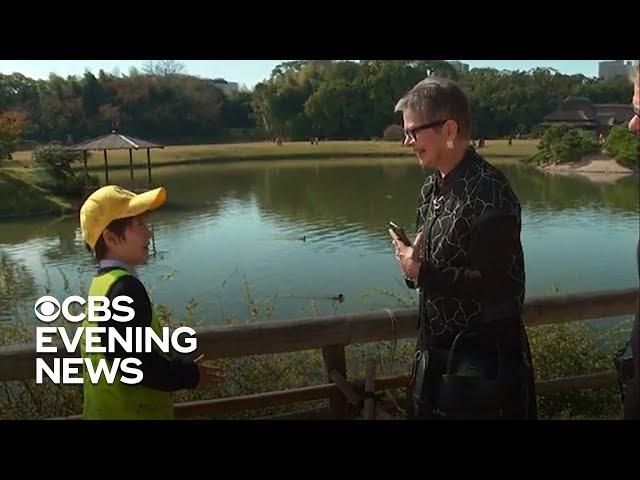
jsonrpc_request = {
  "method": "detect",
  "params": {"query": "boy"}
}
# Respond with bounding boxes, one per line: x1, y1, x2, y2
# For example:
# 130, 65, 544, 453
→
79, 185, 223, 419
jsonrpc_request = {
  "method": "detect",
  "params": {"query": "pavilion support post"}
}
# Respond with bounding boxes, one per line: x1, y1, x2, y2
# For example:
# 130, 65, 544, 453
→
83, 151, 88, 183
129, 149, 134, 183
103, 149, 109, 184
147, 148, 152, 187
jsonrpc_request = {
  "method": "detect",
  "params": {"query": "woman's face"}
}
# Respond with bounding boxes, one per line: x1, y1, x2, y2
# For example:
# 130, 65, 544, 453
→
402, 110, 448, 170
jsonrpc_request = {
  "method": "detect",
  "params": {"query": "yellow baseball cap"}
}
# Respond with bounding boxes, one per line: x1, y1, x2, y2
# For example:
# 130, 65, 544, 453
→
80, 185, 167, 249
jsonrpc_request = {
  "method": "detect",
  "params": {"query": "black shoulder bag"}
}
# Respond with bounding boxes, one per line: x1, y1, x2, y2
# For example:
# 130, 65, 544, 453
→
410, 326, 529, 419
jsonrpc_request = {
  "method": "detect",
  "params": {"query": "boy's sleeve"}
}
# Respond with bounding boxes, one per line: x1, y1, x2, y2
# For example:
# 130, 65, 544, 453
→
101, 275, 200, 392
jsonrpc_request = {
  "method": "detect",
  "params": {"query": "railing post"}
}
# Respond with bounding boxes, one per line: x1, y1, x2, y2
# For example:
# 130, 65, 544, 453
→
364, 358, 376, 420
322, 344, 348, 419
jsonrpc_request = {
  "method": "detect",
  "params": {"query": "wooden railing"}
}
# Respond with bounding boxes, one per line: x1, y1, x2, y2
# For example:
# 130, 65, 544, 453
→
0, 288, 637, 419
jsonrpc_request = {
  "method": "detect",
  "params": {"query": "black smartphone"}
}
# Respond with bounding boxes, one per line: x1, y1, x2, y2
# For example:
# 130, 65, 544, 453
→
388, 221, 411, 246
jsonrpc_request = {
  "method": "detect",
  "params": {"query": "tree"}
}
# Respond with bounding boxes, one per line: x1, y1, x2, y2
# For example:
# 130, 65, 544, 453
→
221, 91, 256, 129
0, 73, 40, 113
32, 143, 81, 176
572, 76, 633, 104
270, 60, 309, 79
142, 60, 186, 77
305, 80, 367, 139
32, 143, 88, 195
0, 62, 633, 145
81, 72, 104, 117
604, 124, 639, 169
0, 110, 29, 159
536, 124, 599, 164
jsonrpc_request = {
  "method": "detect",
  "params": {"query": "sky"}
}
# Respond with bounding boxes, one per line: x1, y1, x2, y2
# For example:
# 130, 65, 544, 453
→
0, 60, 623, 88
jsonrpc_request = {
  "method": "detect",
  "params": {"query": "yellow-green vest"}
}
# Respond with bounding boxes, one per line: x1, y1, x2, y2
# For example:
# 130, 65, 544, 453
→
81, 268, 173, 420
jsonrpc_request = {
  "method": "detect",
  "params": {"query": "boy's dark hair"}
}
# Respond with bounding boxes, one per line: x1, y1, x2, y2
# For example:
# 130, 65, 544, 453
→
85, 216, 135, 261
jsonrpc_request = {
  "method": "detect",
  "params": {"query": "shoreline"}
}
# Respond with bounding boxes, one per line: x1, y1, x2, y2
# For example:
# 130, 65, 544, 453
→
539, 152, 635, 174
537, 153, 636, 183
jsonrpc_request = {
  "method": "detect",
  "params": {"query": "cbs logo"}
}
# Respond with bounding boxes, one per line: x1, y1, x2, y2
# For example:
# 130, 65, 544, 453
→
34, 295, 135, 323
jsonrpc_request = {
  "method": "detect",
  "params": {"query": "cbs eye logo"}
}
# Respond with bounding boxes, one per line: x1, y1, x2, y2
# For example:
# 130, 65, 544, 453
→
34, 296, 62, 322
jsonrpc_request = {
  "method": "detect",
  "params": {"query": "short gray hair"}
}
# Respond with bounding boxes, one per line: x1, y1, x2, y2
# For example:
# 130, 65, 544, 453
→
631, 60, 639, 85
394, 77, 471, 139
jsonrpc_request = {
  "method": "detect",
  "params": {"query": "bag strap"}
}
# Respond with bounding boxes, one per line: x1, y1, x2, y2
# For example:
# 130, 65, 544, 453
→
446, 325, 503, 377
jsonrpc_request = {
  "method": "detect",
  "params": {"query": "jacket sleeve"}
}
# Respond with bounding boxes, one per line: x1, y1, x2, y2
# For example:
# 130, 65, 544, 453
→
102, 276, 200, 392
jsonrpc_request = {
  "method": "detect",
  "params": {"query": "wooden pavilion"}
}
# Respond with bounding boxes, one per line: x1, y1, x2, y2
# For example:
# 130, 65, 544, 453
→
69, 131, 164, 186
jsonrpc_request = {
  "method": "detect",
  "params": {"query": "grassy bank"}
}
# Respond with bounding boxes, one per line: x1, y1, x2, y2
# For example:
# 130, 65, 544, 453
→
0, 168, 72, 218
11, 140, 538, 170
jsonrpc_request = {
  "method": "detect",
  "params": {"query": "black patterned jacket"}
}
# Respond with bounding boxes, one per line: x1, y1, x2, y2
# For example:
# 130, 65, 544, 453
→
412, 147, 526, 353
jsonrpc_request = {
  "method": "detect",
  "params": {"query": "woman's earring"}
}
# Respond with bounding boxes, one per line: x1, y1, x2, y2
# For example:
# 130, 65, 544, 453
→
447, 140, 454, 149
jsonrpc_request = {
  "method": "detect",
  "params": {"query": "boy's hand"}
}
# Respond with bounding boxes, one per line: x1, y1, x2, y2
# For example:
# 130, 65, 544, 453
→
194, 354, 225, 389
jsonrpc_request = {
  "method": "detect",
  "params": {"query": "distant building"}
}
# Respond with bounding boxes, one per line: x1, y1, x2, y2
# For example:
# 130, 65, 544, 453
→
211, 78, 239, 96
598, 60, 633, 80
446, 60, 470, 73
539, 95, 634, 137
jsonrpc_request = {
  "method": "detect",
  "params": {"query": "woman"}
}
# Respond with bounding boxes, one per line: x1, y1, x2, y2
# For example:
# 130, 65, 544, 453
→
390, 77, 536, 419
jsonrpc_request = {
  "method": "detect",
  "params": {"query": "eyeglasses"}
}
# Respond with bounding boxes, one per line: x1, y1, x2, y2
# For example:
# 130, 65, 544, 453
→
403, 119, 448, 142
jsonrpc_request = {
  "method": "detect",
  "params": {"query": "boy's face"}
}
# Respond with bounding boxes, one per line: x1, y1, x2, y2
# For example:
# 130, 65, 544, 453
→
103, 214, 152, 266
